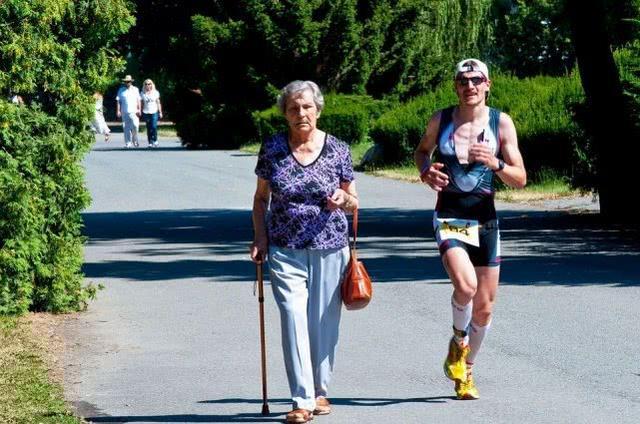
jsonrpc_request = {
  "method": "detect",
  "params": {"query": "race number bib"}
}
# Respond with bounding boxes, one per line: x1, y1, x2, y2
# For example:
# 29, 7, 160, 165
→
436, 218, 480, 247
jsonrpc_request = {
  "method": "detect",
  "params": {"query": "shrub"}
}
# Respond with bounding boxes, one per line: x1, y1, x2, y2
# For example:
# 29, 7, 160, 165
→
252, 106, 286, 145
370, 85, 456, 163
0, 103, 95, 314
616, 40, 640, 127
0, 0, 133, 314
490, 73, 588, 181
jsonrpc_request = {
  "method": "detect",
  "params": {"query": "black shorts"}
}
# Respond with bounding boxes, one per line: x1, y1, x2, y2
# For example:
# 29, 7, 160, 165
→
433, 213, 501, 267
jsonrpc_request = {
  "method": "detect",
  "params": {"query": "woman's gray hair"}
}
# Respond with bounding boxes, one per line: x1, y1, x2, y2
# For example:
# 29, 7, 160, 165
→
277, 80, 324, 114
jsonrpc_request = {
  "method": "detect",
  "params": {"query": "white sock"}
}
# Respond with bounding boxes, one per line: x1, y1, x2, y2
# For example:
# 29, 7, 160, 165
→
451, 296, 472, 344
467, 320, 491, 363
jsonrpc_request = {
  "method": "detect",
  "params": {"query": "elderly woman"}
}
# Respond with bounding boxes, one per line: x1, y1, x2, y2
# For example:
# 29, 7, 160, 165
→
250, 80, 358, 423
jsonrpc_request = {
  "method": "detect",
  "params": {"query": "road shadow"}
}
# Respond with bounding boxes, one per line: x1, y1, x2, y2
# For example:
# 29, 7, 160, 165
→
82, 209, 253, 282
90, 147, 184, 152
84, 413, 282, 423
497, 210, 640, 286
105, 122, 175, 134
200, 396, 452, 406
84, 396, 452, 423
75, 398, 285, 423
82, 208, 640, 286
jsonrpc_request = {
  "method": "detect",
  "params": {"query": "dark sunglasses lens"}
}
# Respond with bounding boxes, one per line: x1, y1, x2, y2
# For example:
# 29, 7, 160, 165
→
457, 77, 484, 86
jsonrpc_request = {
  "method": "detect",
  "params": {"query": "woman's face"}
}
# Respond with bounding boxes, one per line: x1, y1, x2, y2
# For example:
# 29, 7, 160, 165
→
285, 90, 319, 133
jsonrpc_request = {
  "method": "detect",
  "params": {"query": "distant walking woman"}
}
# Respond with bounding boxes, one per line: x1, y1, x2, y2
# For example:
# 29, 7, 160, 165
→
251, 80, 358, 423
141, 79, 163, 147
415, 59, 526, 400
91, 92, 111, 142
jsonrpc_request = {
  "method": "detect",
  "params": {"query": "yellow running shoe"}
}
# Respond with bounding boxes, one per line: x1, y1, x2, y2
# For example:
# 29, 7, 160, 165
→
443, 338, 469, 382
455, 373, 480, 400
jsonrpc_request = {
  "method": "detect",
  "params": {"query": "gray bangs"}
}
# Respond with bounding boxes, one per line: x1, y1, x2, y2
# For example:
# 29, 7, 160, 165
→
277, 80, 324, 114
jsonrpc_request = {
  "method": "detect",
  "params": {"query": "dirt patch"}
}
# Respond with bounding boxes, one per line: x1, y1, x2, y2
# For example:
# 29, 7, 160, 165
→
27, 312, 78, 387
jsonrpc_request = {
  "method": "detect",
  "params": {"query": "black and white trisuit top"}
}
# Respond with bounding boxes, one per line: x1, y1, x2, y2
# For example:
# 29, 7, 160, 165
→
434, 106, 502, 224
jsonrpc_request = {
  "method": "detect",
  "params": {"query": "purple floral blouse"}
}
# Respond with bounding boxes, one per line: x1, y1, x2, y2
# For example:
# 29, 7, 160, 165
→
255, 132, 355, 249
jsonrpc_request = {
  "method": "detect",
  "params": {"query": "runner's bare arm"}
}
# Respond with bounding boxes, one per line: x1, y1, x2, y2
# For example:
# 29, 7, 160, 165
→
415, 111, 449, 191
495, 113, 526, 189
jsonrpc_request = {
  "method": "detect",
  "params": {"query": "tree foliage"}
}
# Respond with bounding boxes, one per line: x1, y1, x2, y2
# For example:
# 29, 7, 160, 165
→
488, 0, 640, 77
489, 0, 574, 76
0, 0, 134, 314
616, 39, 640, 123
192, 0, 493, 97
128, 0, 493, 147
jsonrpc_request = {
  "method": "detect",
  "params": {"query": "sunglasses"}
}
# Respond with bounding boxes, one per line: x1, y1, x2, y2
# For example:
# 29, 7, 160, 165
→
456, 76, 486, 86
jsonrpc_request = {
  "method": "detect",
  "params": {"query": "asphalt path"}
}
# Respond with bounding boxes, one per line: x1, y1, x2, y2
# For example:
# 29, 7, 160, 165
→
63, 132, 640, 423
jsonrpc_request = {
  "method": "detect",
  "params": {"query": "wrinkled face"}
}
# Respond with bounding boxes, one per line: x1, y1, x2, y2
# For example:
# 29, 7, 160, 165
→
285, 90, 319, 133
455, 71, 491, 106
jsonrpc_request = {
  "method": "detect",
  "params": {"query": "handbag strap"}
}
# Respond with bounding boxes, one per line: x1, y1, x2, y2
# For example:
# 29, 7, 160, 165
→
350, 208, 359, 249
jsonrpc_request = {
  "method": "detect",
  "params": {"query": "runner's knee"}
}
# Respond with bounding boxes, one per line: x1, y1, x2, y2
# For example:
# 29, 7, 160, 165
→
472, 306, 493, 326
453, 283, 477, 303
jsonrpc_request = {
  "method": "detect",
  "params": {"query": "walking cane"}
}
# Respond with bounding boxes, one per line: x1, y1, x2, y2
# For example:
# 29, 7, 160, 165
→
256, 260, 270, 415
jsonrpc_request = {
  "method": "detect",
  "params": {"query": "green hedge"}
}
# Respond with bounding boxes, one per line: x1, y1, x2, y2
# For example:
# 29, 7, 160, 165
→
370, 73, 589, 183
0, 1, 133, 314
176, 103, 259, 149
490, 73, 586, 178
252, 94, 393, 145
0, 102, 95, 314
369, 85, 457, 163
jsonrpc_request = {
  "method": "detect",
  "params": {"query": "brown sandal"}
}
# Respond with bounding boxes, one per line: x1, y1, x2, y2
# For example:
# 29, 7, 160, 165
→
285, 408, 313, 423
313, 397, 331, 415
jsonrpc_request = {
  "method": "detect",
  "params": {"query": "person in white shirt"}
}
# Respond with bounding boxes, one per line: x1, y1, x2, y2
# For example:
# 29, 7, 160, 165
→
141, 79, 163, 147
116, 75, 142, 148
10, 93, 24, 105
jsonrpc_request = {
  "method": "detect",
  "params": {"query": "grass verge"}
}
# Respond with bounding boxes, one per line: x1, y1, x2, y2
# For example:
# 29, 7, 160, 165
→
108, 122, 178, 138
496, 168, 582, 202
157, 124, 178, 138
0, 315, 82, 423
139, 124, 177, 138
240, 141, 261, 154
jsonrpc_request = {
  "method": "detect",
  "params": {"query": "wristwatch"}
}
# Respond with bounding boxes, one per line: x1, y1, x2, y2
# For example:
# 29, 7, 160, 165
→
496, 159, 505, 172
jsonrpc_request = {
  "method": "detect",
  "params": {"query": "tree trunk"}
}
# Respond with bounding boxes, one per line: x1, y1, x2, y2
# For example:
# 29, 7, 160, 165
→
567, 0, 638, 222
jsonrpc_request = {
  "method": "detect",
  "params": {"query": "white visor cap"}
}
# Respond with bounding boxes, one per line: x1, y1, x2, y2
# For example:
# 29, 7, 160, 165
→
455, 58, 489, 80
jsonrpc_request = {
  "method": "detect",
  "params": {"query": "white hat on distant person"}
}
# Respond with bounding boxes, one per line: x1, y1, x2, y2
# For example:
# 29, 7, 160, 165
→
122, 74, 134, 82
454, 58, 489, 80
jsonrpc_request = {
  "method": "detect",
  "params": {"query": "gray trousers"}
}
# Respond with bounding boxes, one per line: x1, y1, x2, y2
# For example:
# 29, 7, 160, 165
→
122, 112, 139, 145
268, 245, 350, 411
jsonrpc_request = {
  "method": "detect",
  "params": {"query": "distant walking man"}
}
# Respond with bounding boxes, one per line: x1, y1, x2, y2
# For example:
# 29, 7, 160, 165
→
116, 75, 142, 148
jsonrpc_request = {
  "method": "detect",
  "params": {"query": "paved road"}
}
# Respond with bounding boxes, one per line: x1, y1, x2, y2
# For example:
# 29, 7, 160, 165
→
63, 133, 640, 423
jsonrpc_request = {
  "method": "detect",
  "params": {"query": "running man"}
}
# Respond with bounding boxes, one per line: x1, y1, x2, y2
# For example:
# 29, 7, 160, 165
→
414, 58, 526, 399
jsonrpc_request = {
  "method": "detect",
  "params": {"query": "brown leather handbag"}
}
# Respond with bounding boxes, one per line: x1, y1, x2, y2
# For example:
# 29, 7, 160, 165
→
341, 209, 372, 310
